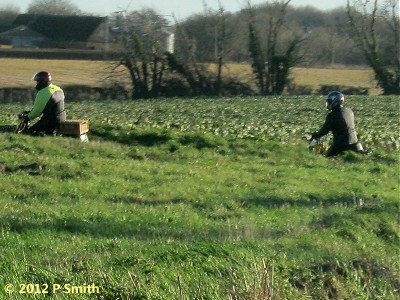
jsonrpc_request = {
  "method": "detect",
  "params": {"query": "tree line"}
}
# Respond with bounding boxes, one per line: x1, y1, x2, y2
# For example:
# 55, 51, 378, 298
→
111, 0, 399, 97
1, 0, 399, 97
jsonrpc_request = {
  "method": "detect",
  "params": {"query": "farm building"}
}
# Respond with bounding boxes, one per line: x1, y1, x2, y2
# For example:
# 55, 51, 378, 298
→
0, 25, 46, 48
0, 14, 108, 50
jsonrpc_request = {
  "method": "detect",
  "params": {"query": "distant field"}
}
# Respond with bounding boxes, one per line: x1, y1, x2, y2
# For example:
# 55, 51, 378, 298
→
0, 58, 116, 88
220, 64, 381, 94
0, 58, 382, 94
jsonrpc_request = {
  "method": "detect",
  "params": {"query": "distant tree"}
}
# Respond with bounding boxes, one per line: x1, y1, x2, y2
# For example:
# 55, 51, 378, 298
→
28, 0, 81, 15
112, 9, 170, 99
285, 5, 327, 30
323, 8, 362, 66
0, 5, 19, 25
175, 3, 393, 68
168, 14, 217, 96
174, 13, 218, 62
347, 0, 400, 94
212, 4, 227, 95
247, 0, 304, 95
204, 1, 235, 95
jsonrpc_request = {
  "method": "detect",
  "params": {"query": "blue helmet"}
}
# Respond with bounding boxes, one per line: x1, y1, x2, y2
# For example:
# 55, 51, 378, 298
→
326, 91, 344, 110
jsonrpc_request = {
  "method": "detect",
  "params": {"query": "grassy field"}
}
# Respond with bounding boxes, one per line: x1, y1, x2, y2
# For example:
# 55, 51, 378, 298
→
0, 96, 398, 299
0, 58, 382, 95
0, 58, 114, 88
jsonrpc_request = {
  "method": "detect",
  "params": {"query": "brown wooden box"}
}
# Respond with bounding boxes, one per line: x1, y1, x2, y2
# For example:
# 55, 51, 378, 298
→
60, 120, 89, 137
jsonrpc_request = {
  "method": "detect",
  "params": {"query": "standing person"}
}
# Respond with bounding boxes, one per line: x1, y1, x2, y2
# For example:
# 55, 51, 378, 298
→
311, 91, 371, 157
20, 71, 66, 135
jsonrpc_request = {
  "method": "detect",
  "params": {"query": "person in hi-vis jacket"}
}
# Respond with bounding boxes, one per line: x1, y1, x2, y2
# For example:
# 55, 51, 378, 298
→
20, 71, 66, 135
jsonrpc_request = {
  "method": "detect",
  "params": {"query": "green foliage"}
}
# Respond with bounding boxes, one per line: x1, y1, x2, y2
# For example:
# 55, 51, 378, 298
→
63, 95, 400, 150
1, 95, 398, 150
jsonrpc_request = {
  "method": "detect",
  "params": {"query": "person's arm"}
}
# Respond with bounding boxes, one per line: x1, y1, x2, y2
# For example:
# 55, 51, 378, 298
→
28, 90, 51, 120
312, 114, 332, 139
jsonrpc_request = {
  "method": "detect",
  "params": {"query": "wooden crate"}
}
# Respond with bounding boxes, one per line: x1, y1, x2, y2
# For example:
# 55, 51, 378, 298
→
60, 120, 89, 137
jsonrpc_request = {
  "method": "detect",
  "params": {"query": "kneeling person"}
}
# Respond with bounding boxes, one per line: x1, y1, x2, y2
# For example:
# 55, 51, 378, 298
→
311, 91, 370, 157
22, 71, 66, 135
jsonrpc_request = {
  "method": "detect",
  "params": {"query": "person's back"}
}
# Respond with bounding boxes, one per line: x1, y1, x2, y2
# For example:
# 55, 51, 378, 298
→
327, 106, 358, 147
311, 91, 370, 157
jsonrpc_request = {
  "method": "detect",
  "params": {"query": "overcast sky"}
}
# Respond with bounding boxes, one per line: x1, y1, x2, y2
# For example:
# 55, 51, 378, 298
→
5, 0, 346, 19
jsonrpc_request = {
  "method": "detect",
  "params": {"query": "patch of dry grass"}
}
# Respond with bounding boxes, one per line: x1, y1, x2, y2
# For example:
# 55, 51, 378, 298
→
0, 58, 114, 88
291, 67, 380, 95
221, 63, 381, 95
0, 58, 381, 94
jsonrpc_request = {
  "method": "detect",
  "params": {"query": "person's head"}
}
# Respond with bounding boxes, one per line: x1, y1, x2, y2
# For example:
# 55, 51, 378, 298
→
326, 91, 344, 110
32, 71, 51, 90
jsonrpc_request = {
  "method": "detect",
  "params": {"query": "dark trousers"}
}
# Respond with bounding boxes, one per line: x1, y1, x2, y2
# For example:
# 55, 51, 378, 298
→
28, 111, 66, 136
326, 142, 363, 157
28, 118, 59, 135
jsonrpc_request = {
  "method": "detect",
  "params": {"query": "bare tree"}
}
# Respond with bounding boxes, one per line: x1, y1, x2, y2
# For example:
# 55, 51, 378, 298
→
214, 3, 227, 96
167, 14, 215, 96
28, 0, 81, 15
112, 9, 170, 99
347, 0, 400, 94
0, 5, 20, 25
207, 1, 235, 95
247, 0, 304, 95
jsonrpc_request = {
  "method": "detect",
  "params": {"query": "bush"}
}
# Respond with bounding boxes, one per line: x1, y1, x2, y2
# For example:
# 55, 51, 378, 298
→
98, 84, 130, 100
318, 84, 369, 95
219, 77, 256, 96
0, 87, 35, 103
64, 84, 130, 101
341, 86, 369, 95
286, 83, 314, 95
160, 76, 192, 98
0, 84, 132, 103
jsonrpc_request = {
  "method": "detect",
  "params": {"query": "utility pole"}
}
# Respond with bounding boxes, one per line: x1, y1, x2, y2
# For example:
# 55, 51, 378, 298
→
103, 16, 110, 59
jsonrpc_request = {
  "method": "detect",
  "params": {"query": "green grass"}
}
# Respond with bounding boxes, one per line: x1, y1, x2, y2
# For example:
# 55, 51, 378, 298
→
0, 96, 399, 299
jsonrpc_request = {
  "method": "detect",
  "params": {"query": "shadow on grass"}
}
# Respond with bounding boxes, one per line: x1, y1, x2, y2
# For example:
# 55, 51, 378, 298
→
91, 125, 171, 147
105, 196, 186, 206
241, 194, 389, 210
0, 211, 226, 240
91, 124, 229, 151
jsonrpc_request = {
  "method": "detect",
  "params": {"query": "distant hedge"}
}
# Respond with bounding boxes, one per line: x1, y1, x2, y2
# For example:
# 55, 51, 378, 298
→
318, 84, 369, 96
0, 48, 113, 60
0, 83, 370, 103
0, 85, 130, 104
0, 88, 36, 103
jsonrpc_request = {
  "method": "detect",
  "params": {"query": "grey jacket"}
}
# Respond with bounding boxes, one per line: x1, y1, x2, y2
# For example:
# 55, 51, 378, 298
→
314, 106, 358, 146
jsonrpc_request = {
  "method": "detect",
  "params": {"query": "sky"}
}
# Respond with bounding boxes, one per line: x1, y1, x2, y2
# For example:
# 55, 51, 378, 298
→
4, 0, 346, 19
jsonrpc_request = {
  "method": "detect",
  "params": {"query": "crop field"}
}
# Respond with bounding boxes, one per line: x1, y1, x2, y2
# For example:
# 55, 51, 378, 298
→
1, 95, 397, 150
83, 95, 398, 150
0, 58, 382, 95
0, 94, 398, 299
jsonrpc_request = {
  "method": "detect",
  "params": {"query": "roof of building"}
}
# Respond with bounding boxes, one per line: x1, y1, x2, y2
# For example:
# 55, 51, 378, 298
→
13, 14, 106, 42
0, 25, 15, 33
0, 25, 45, 39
